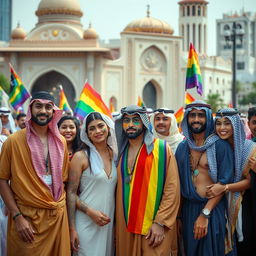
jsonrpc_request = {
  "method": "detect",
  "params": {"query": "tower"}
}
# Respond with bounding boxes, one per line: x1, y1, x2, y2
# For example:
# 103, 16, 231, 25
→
0, 0, 12, 41
178, 0, 208, 54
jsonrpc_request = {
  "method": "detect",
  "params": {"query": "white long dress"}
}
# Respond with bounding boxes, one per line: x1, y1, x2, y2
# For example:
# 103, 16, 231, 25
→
75, 160, 117, 256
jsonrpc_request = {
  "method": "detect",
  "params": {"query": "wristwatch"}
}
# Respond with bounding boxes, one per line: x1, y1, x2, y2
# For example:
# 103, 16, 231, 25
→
201, 208, 211, 218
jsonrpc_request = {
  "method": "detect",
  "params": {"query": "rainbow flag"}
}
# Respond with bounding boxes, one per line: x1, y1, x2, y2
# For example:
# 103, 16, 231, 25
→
59, 85, 72, 113
74, 82, 112, 120
185, 92, 195, 104
9, 64, 30, 111
185, 43, 203, 96
175, 107, 184, 124
109, 98, 115, 113
137, 96, 145, 107
121, 139, 167, 235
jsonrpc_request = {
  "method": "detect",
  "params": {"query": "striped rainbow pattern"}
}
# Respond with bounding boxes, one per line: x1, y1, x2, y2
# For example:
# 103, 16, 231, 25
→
59, 86, 72, 113
137, 96, 145, 108
9, 64, 31, 111
185, 92, 195, 105
121, 139, 167, 235
185, 43, 203, 96
74, 82, 112, 120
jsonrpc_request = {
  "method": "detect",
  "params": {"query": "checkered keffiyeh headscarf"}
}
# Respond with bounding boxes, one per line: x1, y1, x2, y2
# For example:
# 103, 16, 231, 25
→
181, 100, 220, 182
215, 108, 255, 182
115, 105, 154, 164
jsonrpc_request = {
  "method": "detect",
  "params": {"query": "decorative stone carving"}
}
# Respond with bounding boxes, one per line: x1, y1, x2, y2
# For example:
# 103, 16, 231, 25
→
41, 29, 69, 40
141, 47, 165, 73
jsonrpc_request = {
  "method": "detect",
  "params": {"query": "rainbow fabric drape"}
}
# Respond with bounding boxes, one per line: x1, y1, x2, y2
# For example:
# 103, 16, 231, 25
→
121, 139, 167, 235
185, 43, 203, 96
9, 64, 30, 110
74, 82, 112, 120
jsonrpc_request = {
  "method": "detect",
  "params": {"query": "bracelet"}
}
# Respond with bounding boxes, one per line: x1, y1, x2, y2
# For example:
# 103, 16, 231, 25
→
154, 221, 164, 228
13, 212, 22, 220
224, 184, 229, 193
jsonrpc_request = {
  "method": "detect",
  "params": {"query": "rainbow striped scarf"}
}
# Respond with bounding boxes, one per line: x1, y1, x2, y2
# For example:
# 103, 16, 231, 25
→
121, 139, 167, 235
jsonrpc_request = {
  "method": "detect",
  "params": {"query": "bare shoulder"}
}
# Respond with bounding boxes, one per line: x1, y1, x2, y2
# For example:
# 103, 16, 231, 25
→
70, 150, 89, 171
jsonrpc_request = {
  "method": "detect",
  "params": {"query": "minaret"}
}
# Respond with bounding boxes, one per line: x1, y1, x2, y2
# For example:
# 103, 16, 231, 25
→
178, 0, 208, 54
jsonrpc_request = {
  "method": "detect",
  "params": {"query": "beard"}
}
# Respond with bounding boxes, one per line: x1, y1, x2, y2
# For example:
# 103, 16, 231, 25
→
31, 114, 53, 126
188, 122, 207, 134
124, 127, 144, 139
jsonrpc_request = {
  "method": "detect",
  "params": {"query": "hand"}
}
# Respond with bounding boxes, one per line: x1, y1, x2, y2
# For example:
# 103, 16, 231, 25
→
248, 156, 256, 173
1, 128, 10, 137
193, 215, 208, 240
87, 208, 111, 226
14, 215, 35, 243
206, 183, 225, 198
70, 228, 80, 252
145, 223, 165, 248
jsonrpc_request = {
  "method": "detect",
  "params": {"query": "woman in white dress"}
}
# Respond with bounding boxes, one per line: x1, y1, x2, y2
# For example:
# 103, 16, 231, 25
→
67, 112, 117, 256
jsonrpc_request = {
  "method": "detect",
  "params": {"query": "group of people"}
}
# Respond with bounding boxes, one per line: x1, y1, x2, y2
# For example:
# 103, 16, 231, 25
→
0, 91, 255, 256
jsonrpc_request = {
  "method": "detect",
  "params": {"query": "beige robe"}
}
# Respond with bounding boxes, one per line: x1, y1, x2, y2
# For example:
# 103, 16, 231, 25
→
116, 143, 180, 256
0, 129, 70, 256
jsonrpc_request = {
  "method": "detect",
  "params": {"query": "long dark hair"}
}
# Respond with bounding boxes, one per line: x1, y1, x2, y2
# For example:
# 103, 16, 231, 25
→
58, 115, 82, 154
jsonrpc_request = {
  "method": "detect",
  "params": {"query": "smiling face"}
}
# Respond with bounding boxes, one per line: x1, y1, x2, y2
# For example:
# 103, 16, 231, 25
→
215, 117, 233, 141
248, 115, 256, 138
59, 119, 77, 144
87, 119, 109, 144
31, 100, 54, 126
187, 109, 207, 134
154, 113, 171, 136
122, 114, 144, 139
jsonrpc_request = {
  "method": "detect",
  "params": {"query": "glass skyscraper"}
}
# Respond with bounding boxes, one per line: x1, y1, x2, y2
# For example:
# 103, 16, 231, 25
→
0, 0, 12, 41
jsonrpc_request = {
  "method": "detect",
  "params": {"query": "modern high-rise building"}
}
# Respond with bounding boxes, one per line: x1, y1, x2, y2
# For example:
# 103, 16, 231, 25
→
216, 11, 256, 83
0, 0, 12, 41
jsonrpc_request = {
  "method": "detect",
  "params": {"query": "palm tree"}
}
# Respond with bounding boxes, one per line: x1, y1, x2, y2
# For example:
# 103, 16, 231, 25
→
206, 93, 224, 113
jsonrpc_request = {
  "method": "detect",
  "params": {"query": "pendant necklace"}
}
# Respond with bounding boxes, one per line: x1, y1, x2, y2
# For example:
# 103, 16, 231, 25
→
189, 150, 203, 178
125, 144, 143, 184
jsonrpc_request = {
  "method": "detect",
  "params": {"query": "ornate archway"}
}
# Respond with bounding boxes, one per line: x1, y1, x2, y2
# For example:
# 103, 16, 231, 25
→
31, 71, 76, 110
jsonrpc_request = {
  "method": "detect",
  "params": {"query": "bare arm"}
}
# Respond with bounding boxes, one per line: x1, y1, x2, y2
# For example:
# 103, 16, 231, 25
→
206, 175, 250, 198
67, 151, 88, 252
0, 179, 35, 243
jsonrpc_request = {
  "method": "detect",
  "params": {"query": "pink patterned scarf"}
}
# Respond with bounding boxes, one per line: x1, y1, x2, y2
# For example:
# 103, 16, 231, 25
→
25, 99, 65, 201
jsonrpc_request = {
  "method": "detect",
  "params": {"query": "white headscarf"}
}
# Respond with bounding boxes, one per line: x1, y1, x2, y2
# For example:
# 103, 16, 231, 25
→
80, 112, 117, 175
0, 107, 17, 134
150, 108, 184, 154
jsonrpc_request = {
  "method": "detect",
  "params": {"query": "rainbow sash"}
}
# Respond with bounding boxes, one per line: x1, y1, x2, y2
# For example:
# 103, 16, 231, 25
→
121, 139, 167, 235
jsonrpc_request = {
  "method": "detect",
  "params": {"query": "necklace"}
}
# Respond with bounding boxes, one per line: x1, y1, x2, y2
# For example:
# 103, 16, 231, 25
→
125, 144, 143, 184
189, 150, 204, 178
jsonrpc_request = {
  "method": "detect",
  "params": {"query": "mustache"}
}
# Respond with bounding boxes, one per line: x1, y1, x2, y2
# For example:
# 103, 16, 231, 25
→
127, 128, 137, 132
191, 122, 203, 125
36, 114, 49, 118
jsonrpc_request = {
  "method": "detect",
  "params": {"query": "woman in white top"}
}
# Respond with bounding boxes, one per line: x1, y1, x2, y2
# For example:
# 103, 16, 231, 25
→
67, 112, 117, 256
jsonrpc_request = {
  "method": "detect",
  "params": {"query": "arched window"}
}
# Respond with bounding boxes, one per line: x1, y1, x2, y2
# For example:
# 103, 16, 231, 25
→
143, 81, 157, 109
187, 6, 190, 16
192, 6, 195, 16
183, 6, 185, 16
224, 24, 230, 31
198, 6, 201, 16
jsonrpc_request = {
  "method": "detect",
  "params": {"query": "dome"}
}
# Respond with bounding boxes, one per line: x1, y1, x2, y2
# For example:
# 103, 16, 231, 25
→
123, 9, 174, 35
36, 0, 83, 17
178, 0, 208, 5
83, 24, 98, 39
11, 24, 26, 40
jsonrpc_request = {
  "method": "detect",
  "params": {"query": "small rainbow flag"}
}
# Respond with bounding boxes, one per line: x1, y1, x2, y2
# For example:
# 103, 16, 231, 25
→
185, 92, 195, 105
137, 96, 145, 107
185, 43, 203, 96
9, 64, 31, 111
109, 97, 115, 113
175, 107, 184, 124
59, 85, 72, 113
74, 82, 112, 120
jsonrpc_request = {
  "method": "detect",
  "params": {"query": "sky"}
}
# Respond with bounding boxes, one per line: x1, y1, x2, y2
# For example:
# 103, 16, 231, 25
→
12, 0, 256, 56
